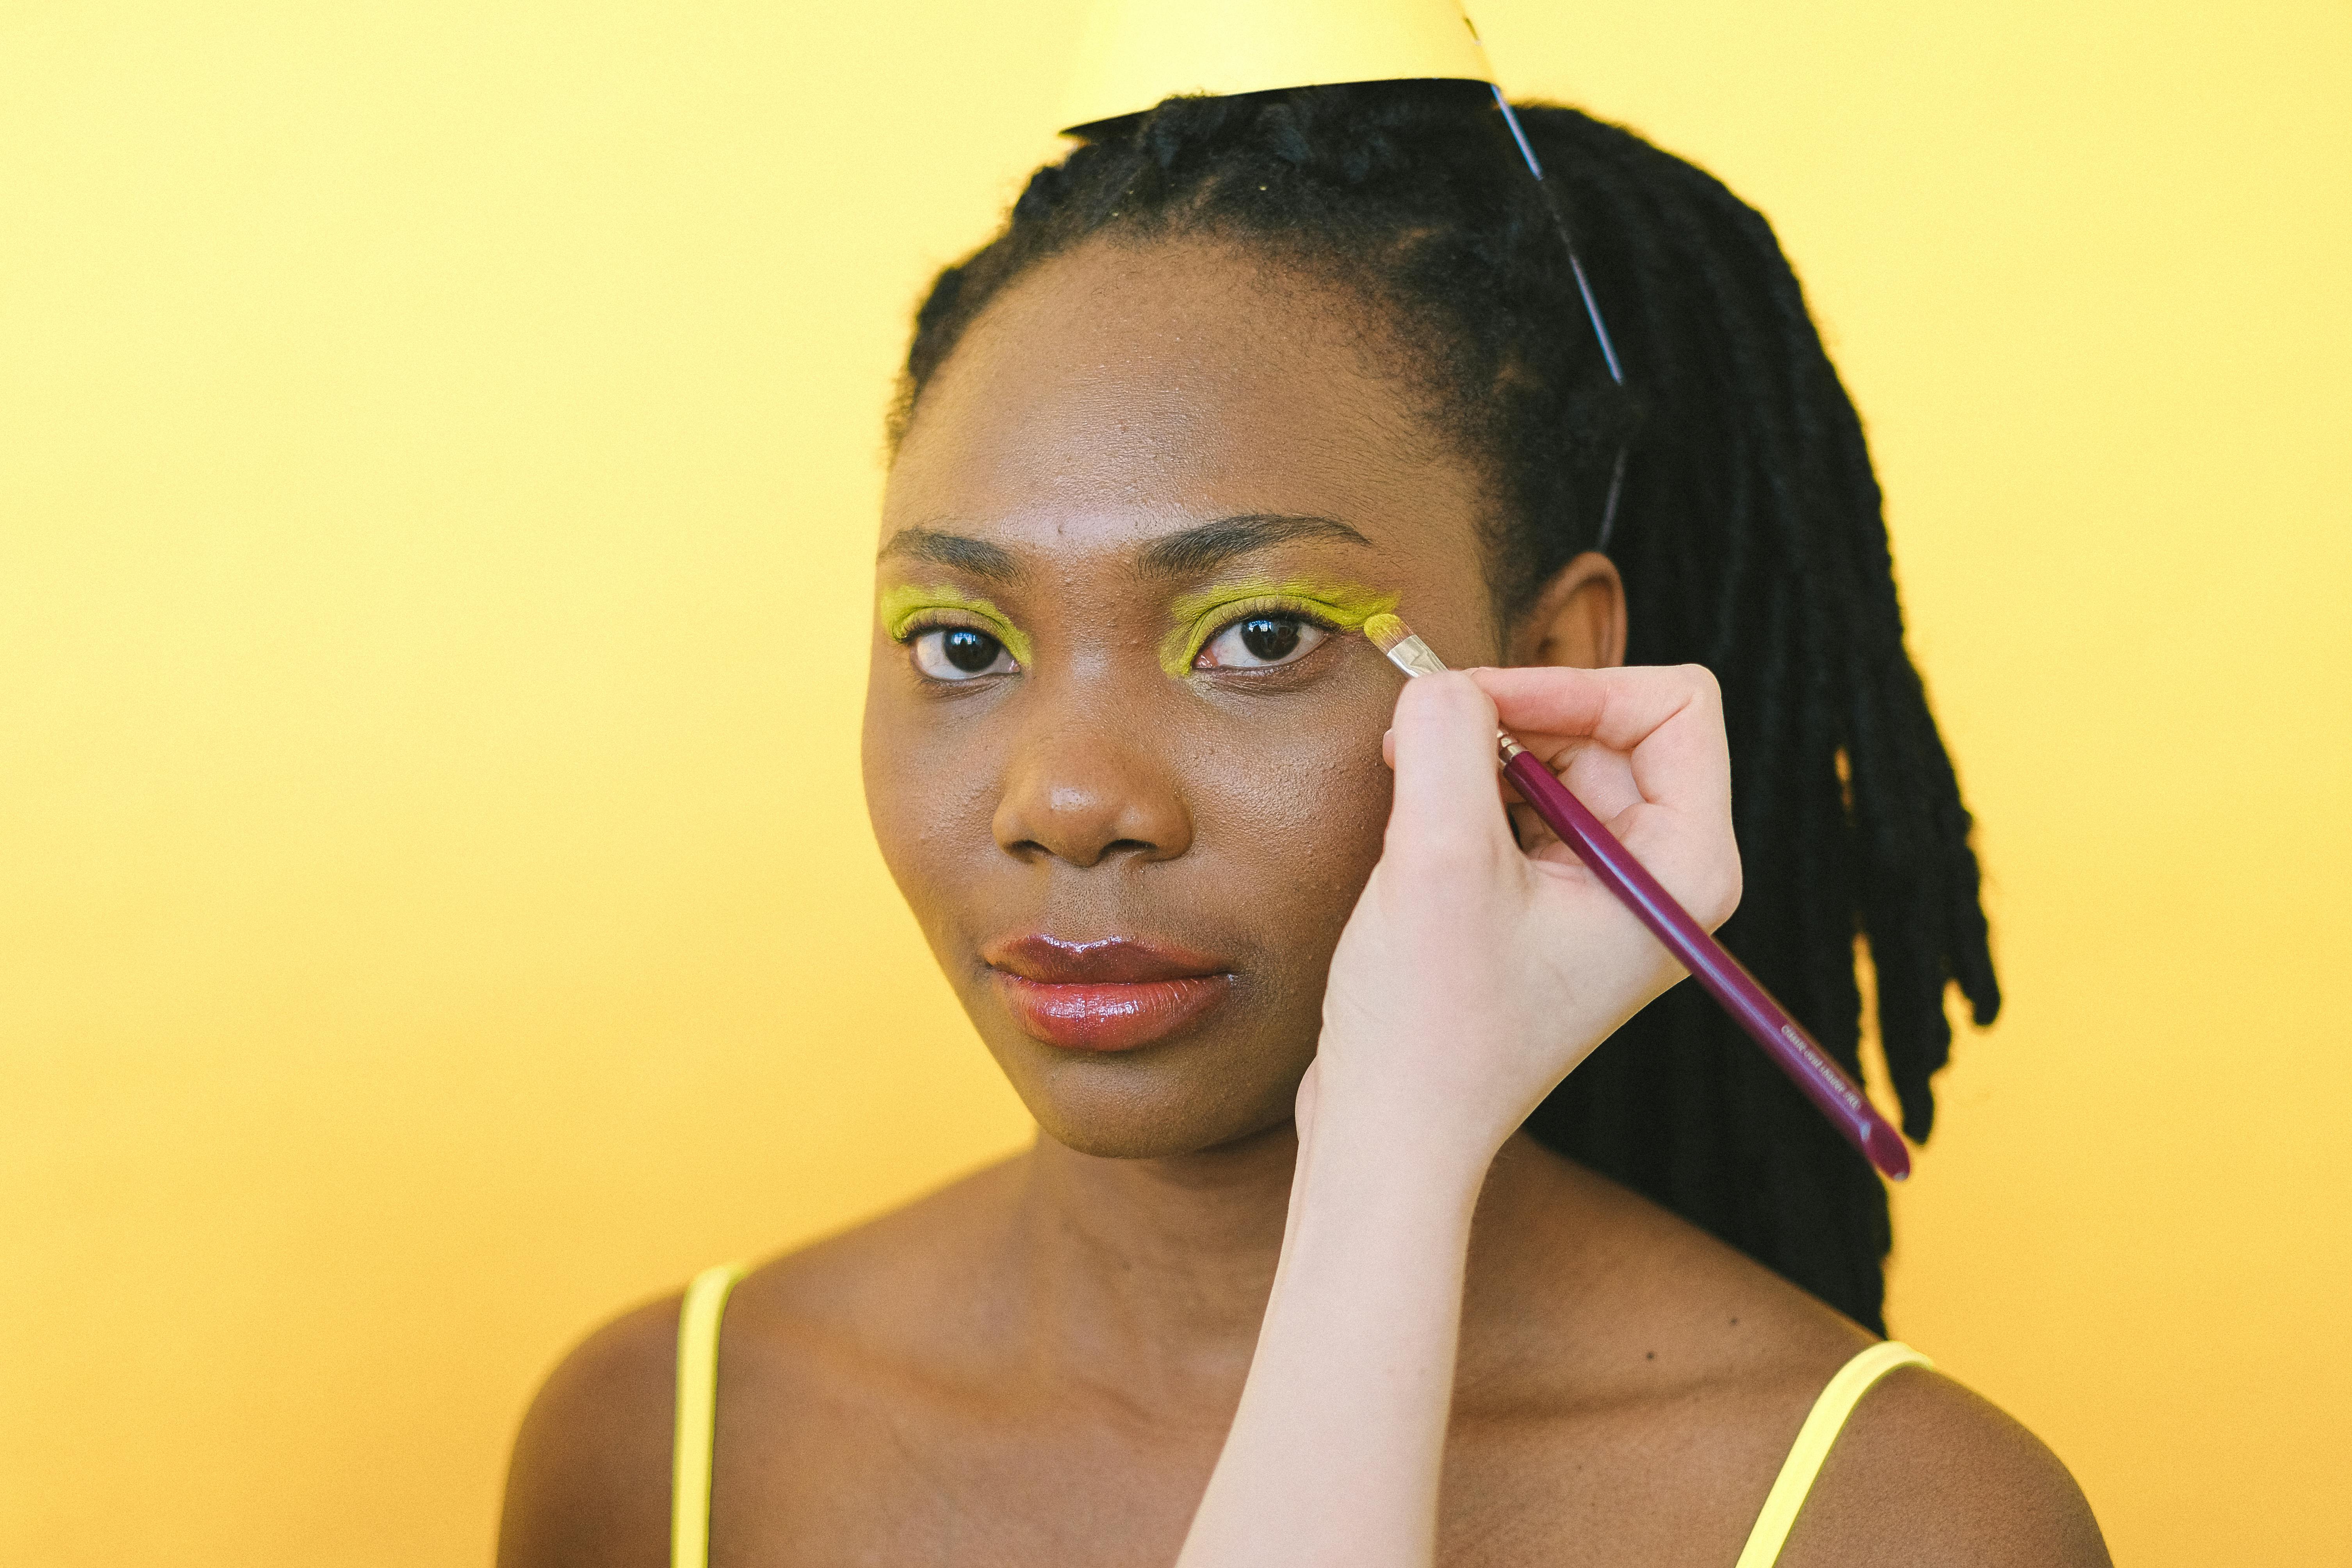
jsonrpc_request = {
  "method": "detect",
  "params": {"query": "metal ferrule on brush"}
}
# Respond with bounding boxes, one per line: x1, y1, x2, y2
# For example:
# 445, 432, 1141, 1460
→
1375, 629, 1451, 682
1363, 614, 1523, 759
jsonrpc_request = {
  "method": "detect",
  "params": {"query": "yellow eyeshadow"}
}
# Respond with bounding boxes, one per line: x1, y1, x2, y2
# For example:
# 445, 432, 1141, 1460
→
877, 583, 1033, 668
1160, 579, 1400, 677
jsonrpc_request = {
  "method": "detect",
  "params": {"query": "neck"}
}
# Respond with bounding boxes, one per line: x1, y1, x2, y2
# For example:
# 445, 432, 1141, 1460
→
1003, 1122, 1577, 1411
1010, 1123, 1295, 1401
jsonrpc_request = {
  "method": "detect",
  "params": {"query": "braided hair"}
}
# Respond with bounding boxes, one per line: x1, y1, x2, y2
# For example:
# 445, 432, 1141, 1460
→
893, 82, 1998, 1333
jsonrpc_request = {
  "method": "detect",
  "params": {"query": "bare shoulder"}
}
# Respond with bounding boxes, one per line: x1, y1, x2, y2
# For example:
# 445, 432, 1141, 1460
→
1564, 1166, 2111, 1567
1500, 1151, 1885, 1397
494, 1158, 1025, 1568
1782, 1365, 2111, 1568
1466, 1152, 2107, 1567
496, 1291, 681, 1568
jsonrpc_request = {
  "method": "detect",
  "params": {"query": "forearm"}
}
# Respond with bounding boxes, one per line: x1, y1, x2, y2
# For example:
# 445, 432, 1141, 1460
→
1172, 666, 1734, 1566
1176, 1106, 1491, 1568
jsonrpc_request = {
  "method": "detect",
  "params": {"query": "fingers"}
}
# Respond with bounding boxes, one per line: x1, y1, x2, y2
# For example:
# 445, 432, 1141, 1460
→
1463, 665, 1740, 928
1465, 664, 1730, 824
1383, 672, 1517, 869
1468, 663, 1718, 752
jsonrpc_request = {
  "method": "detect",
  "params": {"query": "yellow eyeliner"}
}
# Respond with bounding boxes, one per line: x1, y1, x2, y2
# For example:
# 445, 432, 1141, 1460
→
878, 583, 1033, 668
1159, 578, 1400, 677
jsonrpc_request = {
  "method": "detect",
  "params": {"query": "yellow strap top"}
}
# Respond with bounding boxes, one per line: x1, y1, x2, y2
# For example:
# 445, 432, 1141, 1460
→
1732, 1339, 1934, 1567
668, 1263, 1925, 1568
671, 1263, 746, 1568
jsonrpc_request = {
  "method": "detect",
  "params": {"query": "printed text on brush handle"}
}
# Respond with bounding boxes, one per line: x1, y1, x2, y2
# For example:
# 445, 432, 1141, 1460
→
1496, 746, 1908, 1180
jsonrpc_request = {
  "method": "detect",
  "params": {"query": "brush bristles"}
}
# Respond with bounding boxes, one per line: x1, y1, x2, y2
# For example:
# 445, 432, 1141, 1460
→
1361, 612, 1412, 653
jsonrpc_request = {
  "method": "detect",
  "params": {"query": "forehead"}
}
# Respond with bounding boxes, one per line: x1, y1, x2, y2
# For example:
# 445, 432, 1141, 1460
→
883, 238, 1489, 558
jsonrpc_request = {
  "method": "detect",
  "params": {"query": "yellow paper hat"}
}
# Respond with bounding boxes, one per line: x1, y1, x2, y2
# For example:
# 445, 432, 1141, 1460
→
1059, 0, 1497, 134
1053, 0, 1629, 546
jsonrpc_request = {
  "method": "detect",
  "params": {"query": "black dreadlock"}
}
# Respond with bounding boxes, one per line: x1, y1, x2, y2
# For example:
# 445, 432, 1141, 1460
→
893, 82, 1998, 1333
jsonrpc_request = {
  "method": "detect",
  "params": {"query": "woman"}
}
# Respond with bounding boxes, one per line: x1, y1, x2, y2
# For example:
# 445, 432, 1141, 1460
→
499, 85, 2108, 1566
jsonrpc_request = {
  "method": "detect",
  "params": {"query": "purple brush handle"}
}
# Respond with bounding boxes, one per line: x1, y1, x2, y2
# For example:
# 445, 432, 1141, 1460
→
1501, 747, 1911, 1181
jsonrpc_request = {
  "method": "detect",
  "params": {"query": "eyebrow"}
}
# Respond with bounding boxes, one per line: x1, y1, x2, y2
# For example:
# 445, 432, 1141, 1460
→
877, 512, 1372, 583
877, 527, 1021, 581
1137, 513, 1372, 577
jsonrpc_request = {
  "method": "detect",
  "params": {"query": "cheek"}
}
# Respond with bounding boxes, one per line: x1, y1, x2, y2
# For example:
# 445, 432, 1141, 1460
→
1185, 691, 1397, 955
859, 656, 1001, 916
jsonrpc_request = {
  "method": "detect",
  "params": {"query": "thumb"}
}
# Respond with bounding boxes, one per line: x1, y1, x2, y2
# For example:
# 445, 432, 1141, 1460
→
1384, 672, 1515, 867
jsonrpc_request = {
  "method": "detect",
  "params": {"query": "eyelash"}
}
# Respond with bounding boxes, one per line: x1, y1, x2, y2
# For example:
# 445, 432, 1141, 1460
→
895, 613, 1021, 682
1190, 597, 1344, 670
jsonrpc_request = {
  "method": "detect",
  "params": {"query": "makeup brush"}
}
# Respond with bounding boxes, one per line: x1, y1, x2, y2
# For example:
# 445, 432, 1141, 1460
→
1362, 613, 1911, 1181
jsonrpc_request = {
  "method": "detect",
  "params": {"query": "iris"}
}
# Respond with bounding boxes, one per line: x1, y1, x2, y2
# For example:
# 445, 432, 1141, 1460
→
1238, 616, 1301, 663
943, 628, 1003, 673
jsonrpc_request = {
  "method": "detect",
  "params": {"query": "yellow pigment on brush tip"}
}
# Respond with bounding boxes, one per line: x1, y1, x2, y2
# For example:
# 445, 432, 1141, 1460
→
1361, 612, 1410, 652
877, 582, 1034, 668
1158, 579, 1401, 677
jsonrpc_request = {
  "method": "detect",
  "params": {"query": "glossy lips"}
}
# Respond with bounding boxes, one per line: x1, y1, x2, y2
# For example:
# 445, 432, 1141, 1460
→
985, 935, 1232, 1053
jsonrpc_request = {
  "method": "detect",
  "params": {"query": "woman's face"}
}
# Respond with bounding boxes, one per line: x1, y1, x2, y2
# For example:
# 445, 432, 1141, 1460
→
864, 237, 1504, 1159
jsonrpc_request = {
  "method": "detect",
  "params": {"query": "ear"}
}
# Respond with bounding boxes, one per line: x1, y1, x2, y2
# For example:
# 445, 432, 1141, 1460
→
1505, 551, 1626, 669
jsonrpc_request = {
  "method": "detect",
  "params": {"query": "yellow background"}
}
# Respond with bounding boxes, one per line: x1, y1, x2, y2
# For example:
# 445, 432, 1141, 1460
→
4, 2, 2345, 1561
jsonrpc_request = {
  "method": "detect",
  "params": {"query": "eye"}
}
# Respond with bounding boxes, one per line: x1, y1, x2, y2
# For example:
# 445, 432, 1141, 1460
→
1197, 613, 1329, 670
910, 625, 1017, 680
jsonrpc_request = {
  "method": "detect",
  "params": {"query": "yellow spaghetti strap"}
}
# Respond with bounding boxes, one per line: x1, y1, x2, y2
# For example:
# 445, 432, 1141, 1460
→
1732, 1340, 1933, 1568
670, 1263, 747, 1568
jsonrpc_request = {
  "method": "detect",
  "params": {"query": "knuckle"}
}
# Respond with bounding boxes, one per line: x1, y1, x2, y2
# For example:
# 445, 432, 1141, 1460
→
1698, 854, 1744, 927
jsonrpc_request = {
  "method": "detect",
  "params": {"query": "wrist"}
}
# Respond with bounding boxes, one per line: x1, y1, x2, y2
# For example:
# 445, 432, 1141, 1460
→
1303, 1043, 1518, 1182
1293, 1068, 1500, 1217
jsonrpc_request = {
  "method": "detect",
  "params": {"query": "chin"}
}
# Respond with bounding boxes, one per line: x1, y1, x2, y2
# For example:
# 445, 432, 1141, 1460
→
991, 1038, 1308, 1161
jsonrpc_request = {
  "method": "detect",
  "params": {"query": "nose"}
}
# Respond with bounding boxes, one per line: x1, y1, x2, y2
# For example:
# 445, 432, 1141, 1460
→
992, 718, 1194, 868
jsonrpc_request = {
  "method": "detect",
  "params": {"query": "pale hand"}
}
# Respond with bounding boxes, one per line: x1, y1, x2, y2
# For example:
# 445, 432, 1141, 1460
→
1311, 662, 1743, 1174
1174, 662, 1741, 1568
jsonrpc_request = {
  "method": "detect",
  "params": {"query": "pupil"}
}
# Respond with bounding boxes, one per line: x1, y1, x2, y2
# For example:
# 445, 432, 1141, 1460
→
1240, 617, 1301, 662
943, 628, 1001, 673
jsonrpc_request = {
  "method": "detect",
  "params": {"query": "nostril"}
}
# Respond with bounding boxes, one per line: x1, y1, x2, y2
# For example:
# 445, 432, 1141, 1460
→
991, 746, 1194, 867
998, 836, 1158, 868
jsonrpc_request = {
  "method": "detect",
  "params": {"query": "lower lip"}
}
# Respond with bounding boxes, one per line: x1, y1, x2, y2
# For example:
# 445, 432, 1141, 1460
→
993, 973, 1231, 1052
